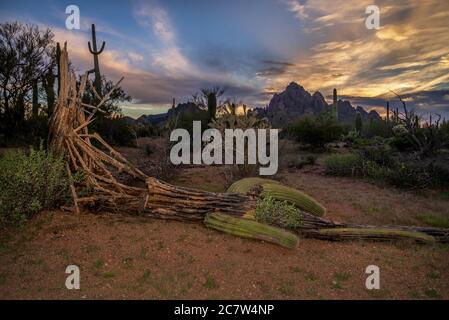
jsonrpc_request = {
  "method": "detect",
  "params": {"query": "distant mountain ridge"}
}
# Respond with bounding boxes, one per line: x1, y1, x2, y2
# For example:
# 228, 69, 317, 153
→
124, 82, 381, 127
260, 82, 381, 127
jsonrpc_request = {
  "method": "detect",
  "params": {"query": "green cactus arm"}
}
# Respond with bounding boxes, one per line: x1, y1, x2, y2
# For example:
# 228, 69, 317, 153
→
204, 212, 299, 249
317, 228, 435, 243
261, 183, 326, 217
226, 177, 280, 194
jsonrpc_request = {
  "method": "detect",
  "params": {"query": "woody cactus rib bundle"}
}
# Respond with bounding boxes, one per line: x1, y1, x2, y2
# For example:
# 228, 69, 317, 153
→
50, 44, 449, 248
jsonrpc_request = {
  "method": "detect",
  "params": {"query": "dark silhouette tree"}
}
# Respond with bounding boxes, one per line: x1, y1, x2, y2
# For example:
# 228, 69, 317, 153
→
0, 21, 54, 136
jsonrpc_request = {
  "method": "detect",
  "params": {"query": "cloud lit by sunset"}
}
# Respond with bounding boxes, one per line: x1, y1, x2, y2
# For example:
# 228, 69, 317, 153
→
1, 0, 448, 118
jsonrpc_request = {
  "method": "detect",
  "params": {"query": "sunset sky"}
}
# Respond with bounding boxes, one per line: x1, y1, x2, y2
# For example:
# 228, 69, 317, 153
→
1, 0, 448, 118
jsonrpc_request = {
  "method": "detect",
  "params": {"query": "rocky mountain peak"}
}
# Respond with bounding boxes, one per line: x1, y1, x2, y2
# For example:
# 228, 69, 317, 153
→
262, 82, 381, 127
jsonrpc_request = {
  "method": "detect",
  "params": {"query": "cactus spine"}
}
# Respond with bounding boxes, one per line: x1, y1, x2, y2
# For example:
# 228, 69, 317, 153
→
355, 111, 362, 135
88, 24, 105, 96
332, 88, 338, 121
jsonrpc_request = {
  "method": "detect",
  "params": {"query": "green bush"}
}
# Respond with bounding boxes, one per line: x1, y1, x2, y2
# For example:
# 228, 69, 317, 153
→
0, 146, 72, 224
324, 153, 362, 176
324, 151, 449, 189
287, 113, 344, 150
255, 196, 302, 229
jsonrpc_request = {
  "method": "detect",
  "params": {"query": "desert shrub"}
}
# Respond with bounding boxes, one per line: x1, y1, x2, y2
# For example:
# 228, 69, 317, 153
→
255, 196, 302, 229
0, 146, 73, 224
324, 150, 449, 189
324, 153, 363, 176
384, 160, 432, 189
288, 154, 317, 169
287, 114, 344, 150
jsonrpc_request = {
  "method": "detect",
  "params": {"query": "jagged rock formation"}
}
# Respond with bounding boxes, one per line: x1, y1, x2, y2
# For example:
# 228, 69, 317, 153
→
262, 82, 381, 127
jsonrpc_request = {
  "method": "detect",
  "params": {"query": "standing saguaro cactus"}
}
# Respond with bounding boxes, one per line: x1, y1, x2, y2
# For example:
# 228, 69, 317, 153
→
355, 111, 362, 135
386, 101, 390, 124
207, 92, 217, 121
56, 42, 61, 96
88, 24, 105, 96
332, 88, 338, 121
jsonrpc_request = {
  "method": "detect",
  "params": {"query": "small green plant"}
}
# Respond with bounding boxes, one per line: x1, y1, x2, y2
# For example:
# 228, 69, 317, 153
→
424, 288, 441, 299
203, 275, 218, 289
255, 196, 302, 229
0, 145, 76, 224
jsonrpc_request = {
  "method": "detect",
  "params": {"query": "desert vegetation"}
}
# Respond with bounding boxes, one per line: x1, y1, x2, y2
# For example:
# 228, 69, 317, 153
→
1, 21, 448, 300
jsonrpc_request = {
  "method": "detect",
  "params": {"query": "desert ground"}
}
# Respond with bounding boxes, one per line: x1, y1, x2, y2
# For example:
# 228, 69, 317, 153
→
1, 138, 448, 300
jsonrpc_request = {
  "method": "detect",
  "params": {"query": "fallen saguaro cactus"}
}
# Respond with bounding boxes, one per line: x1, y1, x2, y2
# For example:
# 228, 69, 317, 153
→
204, 212, 299, 249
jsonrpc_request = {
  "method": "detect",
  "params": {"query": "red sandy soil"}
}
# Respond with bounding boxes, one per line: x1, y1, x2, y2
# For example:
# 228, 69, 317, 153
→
1, 142, 449, 299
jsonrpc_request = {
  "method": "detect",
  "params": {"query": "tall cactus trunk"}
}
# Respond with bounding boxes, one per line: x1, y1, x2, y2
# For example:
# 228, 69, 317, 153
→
332, 88, 338, 121
386, 101, 390, 124
56, 42, 61, 97
88, 24, 105, 97
207, 92, 217, 121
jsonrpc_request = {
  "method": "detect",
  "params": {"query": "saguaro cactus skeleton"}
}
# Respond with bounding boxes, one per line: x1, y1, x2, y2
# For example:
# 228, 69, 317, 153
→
50, 45, 449, 246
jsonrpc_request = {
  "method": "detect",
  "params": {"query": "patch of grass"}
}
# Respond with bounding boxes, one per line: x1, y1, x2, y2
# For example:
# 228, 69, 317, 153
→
203, 275, 218, 289
304, 272, 317, 281
278, 282, 294, 296
93, 259, 104, 270
417, 213, 449, 228
332, 281, 343, 290
138, 270, 151, 285
426, 270, 441, 280
334, 271, 351, 282
424, 288, 441, 299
